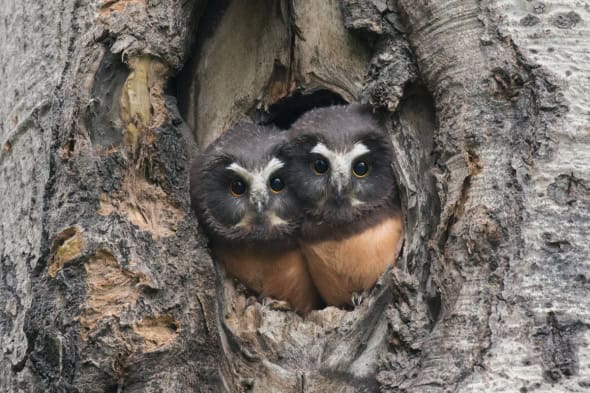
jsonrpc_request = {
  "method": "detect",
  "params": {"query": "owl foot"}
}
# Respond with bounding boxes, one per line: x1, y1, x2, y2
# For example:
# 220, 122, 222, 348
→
351, 291, 366, 307
262, 297, 292, 312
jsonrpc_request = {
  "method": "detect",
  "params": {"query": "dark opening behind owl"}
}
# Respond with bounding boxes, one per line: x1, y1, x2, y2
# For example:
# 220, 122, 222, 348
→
285, 104, 404, 307
190, 122, 321, 313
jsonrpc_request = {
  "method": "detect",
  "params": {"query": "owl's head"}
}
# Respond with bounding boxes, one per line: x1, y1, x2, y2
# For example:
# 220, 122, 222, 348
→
191, 122, 301, 242
285, 104, 397, 226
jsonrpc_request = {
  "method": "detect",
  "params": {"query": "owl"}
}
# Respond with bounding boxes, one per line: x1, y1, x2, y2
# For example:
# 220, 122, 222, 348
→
285, 104, 403, 307
190, 122, 321, 314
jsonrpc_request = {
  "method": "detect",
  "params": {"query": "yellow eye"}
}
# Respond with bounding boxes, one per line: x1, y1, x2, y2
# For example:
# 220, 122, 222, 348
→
352, 161, 369, 178
230, 179, 246, 197
312, 158, 329, 175
269, 176, 285, 193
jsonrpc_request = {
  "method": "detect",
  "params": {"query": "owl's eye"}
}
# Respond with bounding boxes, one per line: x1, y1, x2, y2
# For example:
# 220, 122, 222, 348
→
230, 179, 247, 197
352, 160, 369, 178
312, 158, 329, 175
269, 176, 285, 193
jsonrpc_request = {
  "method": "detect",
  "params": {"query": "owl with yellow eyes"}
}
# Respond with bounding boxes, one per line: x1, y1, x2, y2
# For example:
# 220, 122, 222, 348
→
190, 122, 320, 314
284, 104, 404, 307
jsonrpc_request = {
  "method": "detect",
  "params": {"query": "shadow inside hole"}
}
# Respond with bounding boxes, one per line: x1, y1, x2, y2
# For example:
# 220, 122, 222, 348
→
252, 89, 348, 129
85, 52, 129, 148
426, 289, 442, 325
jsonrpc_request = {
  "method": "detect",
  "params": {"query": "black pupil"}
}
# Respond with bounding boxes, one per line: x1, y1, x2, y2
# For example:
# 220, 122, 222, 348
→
353, 161, 368, 176
314, 158, 329, 174
231, 179, 246, 195
270, 177, 284, 192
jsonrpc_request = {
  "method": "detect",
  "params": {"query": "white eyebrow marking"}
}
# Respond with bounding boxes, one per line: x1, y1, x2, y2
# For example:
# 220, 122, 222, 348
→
260, 157, 285, 180
226, 162, 254, 183
310, 142, 330, 156
226, 157, 286, 210
348, 142, 371, 161
226, 158, 284, 182
310, 142, 371, 195
310, 142, 369, 163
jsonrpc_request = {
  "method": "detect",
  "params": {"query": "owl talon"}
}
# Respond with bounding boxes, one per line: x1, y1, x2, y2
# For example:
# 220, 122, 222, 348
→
351, 292, 365, 307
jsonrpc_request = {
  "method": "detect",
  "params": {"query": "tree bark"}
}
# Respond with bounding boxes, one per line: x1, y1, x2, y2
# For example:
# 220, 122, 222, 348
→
1, 0, 588, 392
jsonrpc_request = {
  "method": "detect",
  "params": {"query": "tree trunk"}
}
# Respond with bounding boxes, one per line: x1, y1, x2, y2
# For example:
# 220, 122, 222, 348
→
1, 0, 588, 392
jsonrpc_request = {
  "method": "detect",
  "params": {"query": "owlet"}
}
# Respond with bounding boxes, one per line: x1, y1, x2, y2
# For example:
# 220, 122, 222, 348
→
285, 104, 403, 307
190, 122, 320, 313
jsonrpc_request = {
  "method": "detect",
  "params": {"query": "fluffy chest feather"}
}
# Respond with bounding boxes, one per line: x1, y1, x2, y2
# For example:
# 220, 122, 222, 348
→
301, 214, 403, 306
213, 242, 321, 314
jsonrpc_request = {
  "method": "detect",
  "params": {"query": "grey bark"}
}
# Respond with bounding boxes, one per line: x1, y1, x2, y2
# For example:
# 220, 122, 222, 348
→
1, 0, 588, 392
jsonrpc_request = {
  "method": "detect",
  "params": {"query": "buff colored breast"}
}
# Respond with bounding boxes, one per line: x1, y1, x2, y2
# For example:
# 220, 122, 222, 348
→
301, 215, 403, 307
214, 244, 321, 314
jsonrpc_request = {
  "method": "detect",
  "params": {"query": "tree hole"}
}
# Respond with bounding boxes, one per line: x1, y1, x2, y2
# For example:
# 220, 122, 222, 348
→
252, 89, 348, 129
174, 0, 417, 388
84, 52, 128, 148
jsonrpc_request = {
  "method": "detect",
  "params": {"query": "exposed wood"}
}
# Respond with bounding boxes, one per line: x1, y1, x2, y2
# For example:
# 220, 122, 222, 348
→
1, 1, 219, 392
184, 0, 370, 148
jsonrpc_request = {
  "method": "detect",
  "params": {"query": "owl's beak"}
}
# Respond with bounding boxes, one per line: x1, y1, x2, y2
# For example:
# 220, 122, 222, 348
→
249, 177, 269, 214
250, 193, 267, 214
332, 172, 349, 198
329, 155, 351, 197
334, 179, 345, 196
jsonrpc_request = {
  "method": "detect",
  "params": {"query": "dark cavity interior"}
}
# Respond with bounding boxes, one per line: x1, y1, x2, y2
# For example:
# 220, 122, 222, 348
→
252, 89, 347, 129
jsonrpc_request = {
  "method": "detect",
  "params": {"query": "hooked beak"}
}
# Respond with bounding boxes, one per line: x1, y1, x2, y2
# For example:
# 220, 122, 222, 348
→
249, 179, 269, 215
329, 154, 351, 198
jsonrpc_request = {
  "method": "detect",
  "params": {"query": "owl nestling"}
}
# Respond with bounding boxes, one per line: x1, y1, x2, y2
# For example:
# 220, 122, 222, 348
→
190, 122, 320, 314
285, 104, 404, 307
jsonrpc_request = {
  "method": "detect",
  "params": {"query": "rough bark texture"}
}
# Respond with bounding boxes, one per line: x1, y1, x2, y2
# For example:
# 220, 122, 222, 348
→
0, 0, 588, 392
1, 1, 221, 392
376, 1, 590, 392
